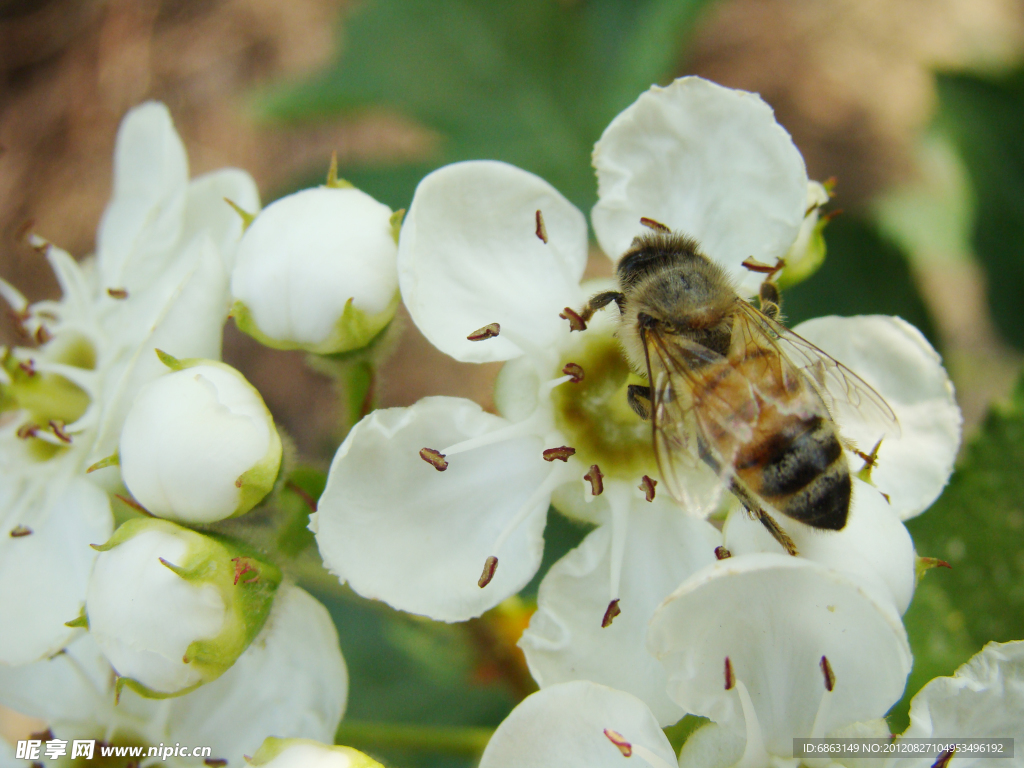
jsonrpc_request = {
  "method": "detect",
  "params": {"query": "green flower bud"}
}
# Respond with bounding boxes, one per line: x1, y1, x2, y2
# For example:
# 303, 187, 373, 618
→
248, 738, 384, 768
85, 517, 282, 697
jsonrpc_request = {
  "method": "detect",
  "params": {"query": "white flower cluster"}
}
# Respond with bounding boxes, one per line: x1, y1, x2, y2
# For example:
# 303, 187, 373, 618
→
0, 103, 353, 764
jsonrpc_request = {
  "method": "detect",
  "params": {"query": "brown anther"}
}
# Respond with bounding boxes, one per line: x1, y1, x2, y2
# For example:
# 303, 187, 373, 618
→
18, 359, 36, 376
715, 545, 732, 560
559, 307, 586, 331
48, 419, 71, 443
639, 217, 670, 233
420, 447, 449, 471
741, 256, 786, 278
820, 655, 835, 692
114, 494, 152, 515
543, 446, 576, 462
584, 465, 604, 496
724, 656, 735, 690
535, 209, 548, 243
16, 423, 38, 439
14, 218, 35, 243
638, 475, 656, 502
478, 555, 498, 588
107, 287, 129, 299
467, 322, 500, 341
34, 325, 52, 344
562, 362, 584, 382
601, 598, 621, 628
919, 557, 952, 571
603, 729, 632, 757
10, 525, 32, 537
932, 747, 956, 768
205, 760, 228, 767
231, 556, 259, 585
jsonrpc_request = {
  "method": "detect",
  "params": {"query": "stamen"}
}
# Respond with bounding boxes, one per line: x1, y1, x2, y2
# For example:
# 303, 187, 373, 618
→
419, 447, 449, 471
734, 679, 770, 768
467, 322, 500, 341
584, 464, 604, 496
855, 437, 884, 483
639, 217, 670, 233
535, 210, 548, 243
724, 656, 734, 690
49, 419, 71, 443
231, 556, 260, 585
715, 545, 732, 560
562, 362, 584, 382
741, 257, 775, 273
478, 555, 498, 588
28, 429, 66, 446
601, 599, 620, 628
16, 423, 38, 439
18, 359, 36, 377
559, 307, 586, 332
543, 446, 575, 462
34, 325, 52, 344
638, 475, 656, 502
9, 526, 32, 538
107, 287, 129, 299
490, 464, 572, 556
605, 483, 631, 620
932, 748, 956, 768
604, 729, 632, 757
541, 374, 573, 393
819, 655, 835, 692
439, 414, 544, 457
204, 760, 228, 768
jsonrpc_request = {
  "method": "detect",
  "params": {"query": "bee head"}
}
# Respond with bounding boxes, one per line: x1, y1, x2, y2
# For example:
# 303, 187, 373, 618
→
616, 232, 705, 288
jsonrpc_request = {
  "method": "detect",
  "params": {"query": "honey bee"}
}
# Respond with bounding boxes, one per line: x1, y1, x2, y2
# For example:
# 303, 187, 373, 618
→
576, 223, 898, 554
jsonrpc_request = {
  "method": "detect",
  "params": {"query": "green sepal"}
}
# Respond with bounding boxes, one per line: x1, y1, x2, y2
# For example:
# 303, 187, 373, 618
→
778, 214, 829, 290
389, 208, 406, 244
231, 289, 400, 356
224, 198, 256, 232
86, 451, 119, 474
117, 673, 203, 701
64, 610, 88, 629
154, 348, 186, 371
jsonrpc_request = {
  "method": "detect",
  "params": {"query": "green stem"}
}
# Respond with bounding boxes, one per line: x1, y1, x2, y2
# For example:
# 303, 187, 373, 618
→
334, 721, 494, 757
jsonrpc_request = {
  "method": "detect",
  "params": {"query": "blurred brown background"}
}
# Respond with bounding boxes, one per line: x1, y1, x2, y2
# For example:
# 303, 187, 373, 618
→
2, 0, 1022, 462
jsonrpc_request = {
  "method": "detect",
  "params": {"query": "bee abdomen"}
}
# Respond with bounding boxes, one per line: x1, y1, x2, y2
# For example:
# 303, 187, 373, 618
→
740, 416, 851, 530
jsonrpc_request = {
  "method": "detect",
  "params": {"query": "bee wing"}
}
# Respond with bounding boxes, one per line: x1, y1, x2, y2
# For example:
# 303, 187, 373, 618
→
642, 326, 750, 514
732, 300, 900, 439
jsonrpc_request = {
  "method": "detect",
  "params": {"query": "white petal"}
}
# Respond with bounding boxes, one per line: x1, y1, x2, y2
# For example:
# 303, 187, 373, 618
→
792, 316, 961, 519
165, 585, 347, 767
648, 554, 911, 757
97, 102, 188, 291
723, 479, 916, 615
0, 476, 113, 665
90, 234, 229, 463
398, 161, 588, 363
314, 397, 551, 621
479, 681, 676, 768
593, 77, 807, 295
183, 169, 261, 273
520, 495, 720, 725
889, 641, 1024, 768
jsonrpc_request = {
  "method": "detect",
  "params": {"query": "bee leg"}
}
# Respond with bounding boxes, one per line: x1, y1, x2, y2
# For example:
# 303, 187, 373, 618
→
758, 279, 782, 321
627, 384, 651, 420
729, 480, 798, 556
580, 291, 626, 323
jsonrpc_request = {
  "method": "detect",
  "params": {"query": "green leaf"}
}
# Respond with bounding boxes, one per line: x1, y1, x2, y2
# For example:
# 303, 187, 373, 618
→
887, 369, 1024, 731
258, 0, 716, 212
782, 213, 938, 344
937, 69, 1024, 350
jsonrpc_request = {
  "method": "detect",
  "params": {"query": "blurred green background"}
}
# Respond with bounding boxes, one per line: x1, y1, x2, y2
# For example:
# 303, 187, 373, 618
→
2, 0, 1024, 761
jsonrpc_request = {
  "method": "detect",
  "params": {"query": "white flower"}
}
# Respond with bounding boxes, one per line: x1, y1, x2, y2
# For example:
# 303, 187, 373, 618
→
230, 185, 400, 354
0, 583, 347, 768
85, 518, 282, 697
648, 554, 912, 768
314, 76, 959, 720
889, 641, 1024, 768
0, 101, 259, 665
119, 356, 282, 523
248, 738, 383, 768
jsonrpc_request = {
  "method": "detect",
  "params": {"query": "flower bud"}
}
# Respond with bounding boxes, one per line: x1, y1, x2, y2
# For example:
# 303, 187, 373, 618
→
249, 738, 384, 768
85, 517, 282, 697
119, 354, 282, 523
230, 186, 400, 355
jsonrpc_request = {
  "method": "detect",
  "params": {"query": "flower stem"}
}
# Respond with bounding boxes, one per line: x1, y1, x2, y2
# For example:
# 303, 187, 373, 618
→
334, 720, 494, 756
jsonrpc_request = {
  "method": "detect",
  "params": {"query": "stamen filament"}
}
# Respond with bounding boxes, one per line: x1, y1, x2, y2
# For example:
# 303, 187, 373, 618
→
632, 744, 678, 768
490, 464, 572, 555
734, 680, 769, 768
440, 413, 543, 457
541, 374, 573, 393
606, 482, 631, 603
